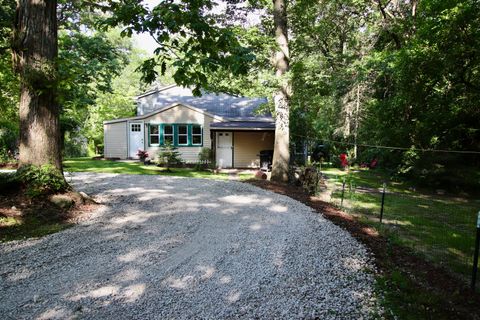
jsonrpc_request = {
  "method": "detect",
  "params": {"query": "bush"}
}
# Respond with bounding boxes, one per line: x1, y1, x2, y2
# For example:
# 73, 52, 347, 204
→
0, 121, 18, 163
16, 165, 69, 196
195, 147, 214, 170
157, 142, 183, 171
136, 149, 149, 163
297, 165, 325, 195
63, 132, 88, 158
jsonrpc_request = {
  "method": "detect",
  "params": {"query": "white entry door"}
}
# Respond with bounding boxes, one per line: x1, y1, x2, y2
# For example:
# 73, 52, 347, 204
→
129, 122, 144, 158
216, 132, 233, 168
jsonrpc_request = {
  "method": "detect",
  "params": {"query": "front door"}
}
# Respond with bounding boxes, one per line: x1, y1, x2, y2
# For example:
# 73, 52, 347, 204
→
129, 122, 144, 158
216, 132, 233, 168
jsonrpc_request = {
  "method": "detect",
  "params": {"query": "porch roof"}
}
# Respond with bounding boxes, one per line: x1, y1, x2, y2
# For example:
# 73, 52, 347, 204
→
210, 121, 275, 131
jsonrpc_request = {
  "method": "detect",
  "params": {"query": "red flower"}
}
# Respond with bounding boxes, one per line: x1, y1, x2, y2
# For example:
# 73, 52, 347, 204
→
136, 149, 149, 159
339, 153, 348, 167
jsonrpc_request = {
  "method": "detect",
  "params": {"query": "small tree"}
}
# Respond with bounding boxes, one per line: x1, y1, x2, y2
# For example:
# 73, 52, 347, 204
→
196, 147, 214, 171
157, 141, 182, 172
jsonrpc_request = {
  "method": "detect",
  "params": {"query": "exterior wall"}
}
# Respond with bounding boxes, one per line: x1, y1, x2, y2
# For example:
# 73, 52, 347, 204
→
233, 131, 275, 168
104, 121, 128, 158
137, 94, 157, 115
143, 105, 215, 163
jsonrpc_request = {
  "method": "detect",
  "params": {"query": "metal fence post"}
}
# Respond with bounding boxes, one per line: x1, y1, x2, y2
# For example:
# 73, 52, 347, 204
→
471, 211, 480, 290
380, 182, 386, 223
340, 178, 346, 209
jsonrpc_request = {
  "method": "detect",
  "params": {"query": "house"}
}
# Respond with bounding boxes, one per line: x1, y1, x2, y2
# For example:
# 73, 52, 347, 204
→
103, 85, 275, 168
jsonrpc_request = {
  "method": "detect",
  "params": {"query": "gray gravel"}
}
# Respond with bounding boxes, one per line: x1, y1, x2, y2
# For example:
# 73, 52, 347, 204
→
0, 173, 382, 319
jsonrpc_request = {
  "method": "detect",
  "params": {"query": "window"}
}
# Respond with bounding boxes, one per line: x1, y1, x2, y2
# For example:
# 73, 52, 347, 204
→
149, 125, 159, 145
131, 124, 141, 132
177, 125, 188, 145
163, 125, 173, 145
192, 125, 202, 145
149, 123, 203, 147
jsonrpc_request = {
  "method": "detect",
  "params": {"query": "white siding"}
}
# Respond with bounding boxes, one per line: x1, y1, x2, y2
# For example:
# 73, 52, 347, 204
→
104, 121, 127, 158
144, 105, 214, 163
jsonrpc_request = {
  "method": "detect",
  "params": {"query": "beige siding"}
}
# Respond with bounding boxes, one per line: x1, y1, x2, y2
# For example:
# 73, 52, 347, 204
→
143, 105, 214, 163
104, 121, 127, 158
233, 132, 274, 168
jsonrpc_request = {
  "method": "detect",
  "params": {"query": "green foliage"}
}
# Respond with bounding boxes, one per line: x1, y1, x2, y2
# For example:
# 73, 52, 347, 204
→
57, 27, 135, 155
156, 142, 183, 170
0, 5, 19, 130
102, 0, 255, 94
82, 48, 145, 152
16, 165, 68, 196
195, 147, 215, 170
0, 120, 18, 159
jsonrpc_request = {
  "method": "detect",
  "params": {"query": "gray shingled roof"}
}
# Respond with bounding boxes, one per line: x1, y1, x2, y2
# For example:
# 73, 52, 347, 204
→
137, 85, 272, 121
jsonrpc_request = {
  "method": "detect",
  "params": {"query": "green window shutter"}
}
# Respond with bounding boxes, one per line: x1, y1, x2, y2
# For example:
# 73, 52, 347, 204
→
173, 124, 178, 147
147, 124, 150, 146
188, 124, 192, 146
160, 124, 164, 146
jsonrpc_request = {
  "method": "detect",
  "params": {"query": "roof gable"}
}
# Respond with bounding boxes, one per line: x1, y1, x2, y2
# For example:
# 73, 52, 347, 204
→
103, 102, 221, 124
136, 85, 271, 121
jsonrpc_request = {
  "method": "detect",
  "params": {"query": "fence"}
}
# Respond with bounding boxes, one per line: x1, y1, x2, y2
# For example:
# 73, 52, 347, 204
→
313, 168, 480, 289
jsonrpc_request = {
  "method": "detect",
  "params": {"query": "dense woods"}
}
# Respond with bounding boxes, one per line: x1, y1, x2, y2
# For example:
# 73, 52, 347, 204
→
0, 0, 478, 187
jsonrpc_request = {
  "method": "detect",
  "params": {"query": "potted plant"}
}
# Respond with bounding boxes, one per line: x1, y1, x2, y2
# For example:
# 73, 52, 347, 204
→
136, 149, 149, 164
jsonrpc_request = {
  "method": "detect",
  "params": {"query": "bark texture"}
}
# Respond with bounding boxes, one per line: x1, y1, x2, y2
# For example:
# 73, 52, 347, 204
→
270, 0, 290, 182
13, 0, 62, 170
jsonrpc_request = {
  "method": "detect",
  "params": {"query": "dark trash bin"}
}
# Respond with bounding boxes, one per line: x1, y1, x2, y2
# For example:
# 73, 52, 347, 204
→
259, 150, 274, 171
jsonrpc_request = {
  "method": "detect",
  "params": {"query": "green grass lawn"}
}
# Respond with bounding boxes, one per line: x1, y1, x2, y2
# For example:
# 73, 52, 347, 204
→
321, 167, 479, 282
0, 216, 69, 242
63, 157, 249, 180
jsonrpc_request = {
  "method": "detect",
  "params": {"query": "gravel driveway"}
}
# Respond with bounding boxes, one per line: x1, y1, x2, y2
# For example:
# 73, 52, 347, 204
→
0, 173, 381, 319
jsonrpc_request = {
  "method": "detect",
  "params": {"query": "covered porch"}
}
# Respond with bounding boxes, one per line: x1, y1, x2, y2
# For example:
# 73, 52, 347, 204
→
210, 121, 275, 168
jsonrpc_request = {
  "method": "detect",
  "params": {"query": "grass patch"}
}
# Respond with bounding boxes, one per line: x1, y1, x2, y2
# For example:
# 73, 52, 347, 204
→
320, 167, 478, 282
0, 215, 70, 242
63, 157, 235, 179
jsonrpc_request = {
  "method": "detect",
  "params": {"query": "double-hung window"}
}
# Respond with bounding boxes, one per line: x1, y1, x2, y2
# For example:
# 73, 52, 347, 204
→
177, 125, 189, 145
149, 125, 160, 146
149, 123, 202, 146
192, 125, 202, 145
163, 125, 174, 144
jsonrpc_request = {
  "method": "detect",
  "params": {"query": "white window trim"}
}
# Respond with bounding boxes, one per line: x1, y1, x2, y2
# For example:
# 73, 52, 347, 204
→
192, 125, 203, 146
177, 124, 189, 146
149, 124, 160, 146
163, 124, 174, 145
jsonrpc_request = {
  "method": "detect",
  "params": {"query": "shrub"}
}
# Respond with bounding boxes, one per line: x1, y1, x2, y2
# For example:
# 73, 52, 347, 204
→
157, 142, 183, 171
195, 147, 214, 170
298, 165, 325, 195
136, 149, 149, 163
0, 121, 18, 163
16, 165, 69, 196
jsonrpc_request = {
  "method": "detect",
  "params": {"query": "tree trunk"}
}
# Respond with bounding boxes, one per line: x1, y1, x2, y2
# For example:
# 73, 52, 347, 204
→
13, 0, 62, 171
270, 0, 290, 182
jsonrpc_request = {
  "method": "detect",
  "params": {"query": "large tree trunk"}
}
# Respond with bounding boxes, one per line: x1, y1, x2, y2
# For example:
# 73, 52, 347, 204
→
270, 0, 290, 182
13, 0, 62, 171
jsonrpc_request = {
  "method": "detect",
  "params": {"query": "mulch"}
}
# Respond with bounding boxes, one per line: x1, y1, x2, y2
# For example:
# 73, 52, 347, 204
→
0, 163, 18, 169
247, 179, 480, 319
